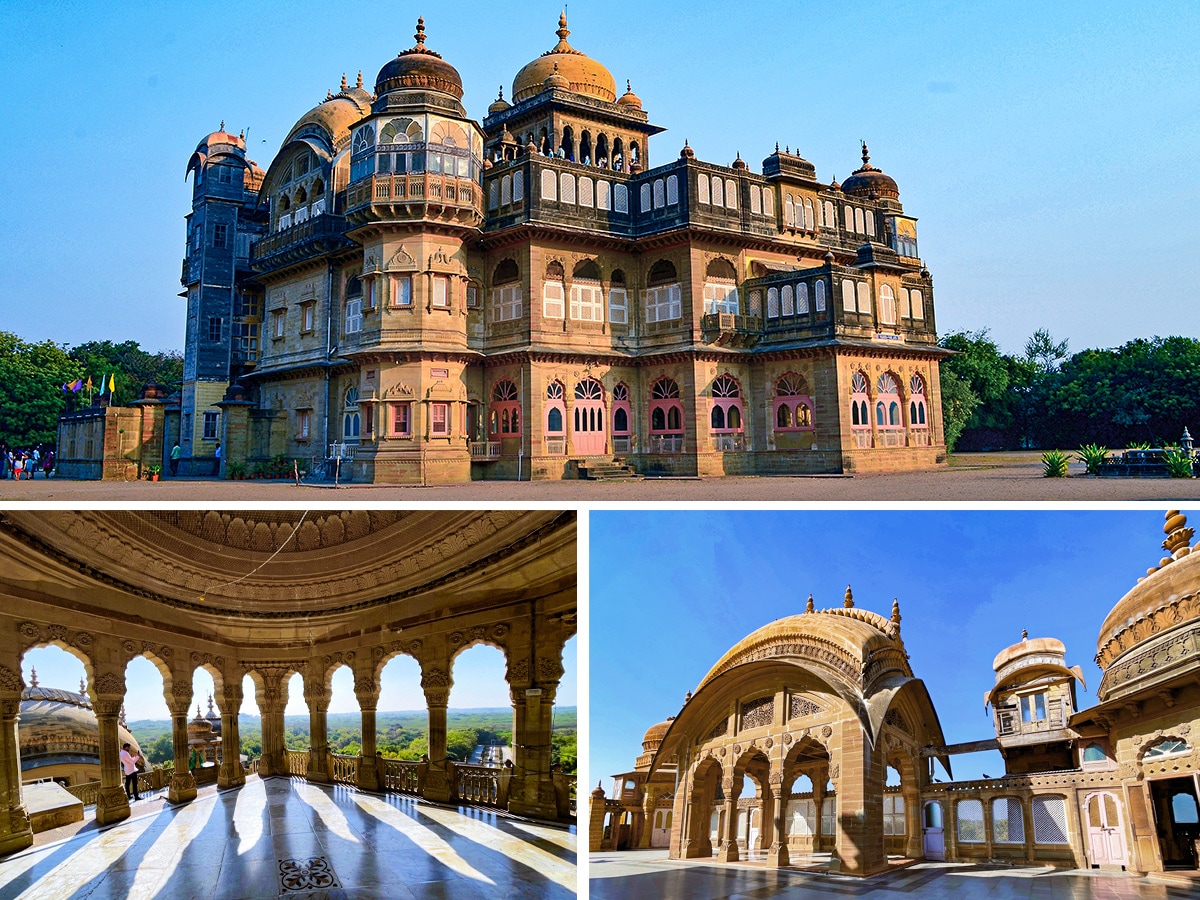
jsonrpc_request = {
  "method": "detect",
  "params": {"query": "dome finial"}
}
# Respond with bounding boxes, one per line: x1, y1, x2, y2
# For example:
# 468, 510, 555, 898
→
891, 598, 901, 628
341, 73, 347, 91
79, 677, 86, 693
357, 70, 363, 88
861, 140, 870, 166
415, 16, 426, 47
1163, 510, 1194, 559
29, 666, 37, 688
219, 120, 225, 132
1021, 628, 1029, 640
326, 89, 333, 100
806, 593, 815, 613
558, 9, 569, 37
498, 85, 504, 100
627, 79, 632, 93
844, 585, 854, 608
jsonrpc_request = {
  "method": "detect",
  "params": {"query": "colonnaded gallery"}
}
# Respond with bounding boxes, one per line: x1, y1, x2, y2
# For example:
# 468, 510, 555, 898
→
172, 13, 944, 483
0, 510, 576, 856
593, 511, 1200, 877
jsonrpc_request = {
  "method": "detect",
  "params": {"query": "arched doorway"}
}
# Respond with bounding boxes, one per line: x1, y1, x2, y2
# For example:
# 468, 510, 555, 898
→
572, 378, 606, 456
1083, 791, 1128, 868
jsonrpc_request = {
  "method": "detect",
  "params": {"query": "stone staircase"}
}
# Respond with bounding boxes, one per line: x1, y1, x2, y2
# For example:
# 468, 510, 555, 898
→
576, 458, 642, 481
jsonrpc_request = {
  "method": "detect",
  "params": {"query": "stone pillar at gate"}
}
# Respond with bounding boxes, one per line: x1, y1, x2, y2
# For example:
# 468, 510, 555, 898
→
306, 679, 330, 783
0, 669, 32, 855
718, 774, 740, 862
829, 723, 887, 876
93, 676, 131, 826
167, 681, 197, 803
219, 679, 245, 789
355, 674, 381, 792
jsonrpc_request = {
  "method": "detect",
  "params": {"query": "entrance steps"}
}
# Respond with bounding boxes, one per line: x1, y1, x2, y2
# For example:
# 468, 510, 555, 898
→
576, 458, 642, 481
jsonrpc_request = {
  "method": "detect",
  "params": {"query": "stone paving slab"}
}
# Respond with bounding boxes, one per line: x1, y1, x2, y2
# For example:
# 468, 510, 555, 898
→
590, 851, 1200, 899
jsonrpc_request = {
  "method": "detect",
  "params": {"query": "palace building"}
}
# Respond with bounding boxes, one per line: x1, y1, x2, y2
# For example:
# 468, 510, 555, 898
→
178, 14, 946, 483
593, 511, 1200, 877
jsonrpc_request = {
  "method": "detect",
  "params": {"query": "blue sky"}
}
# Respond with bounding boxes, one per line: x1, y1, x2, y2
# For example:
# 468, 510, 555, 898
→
590, 508, 1186, 788
23, 635, 576, 723
1, 1, 1197, 356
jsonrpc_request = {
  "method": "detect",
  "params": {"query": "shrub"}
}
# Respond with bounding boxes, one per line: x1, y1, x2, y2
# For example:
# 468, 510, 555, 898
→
1164, 447, 1195, 478
226, 461, 246, 479
1075, 443, 1108, 475
1042, 449, 1070, 477
1125, 441, 1151, 450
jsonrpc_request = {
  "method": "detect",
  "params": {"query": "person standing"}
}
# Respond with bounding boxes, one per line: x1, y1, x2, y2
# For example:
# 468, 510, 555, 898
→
169, 443, 181, 477
120, 742, 141, 801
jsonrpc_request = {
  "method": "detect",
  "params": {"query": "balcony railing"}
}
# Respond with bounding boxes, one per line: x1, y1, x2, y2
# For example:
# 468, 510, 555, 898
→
544, 437, 566, 456
383, 759, 423, 795
329, 753, 358, 786
711, 433, 745, 452
612, 436, 632, 453
455, 764, 505, 808
347, 174, 482, 214
647, 435, 684, 454
249, 214, 351, 270
64, 780, 100, 807
701, 313, 763, 334
470, 441, 501, 460
286, 749, 308, 777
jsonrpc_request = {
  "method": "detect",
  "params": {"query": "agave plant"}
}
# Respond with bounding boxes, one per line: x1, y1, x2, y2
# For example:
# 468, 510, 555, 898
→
1125, 441, 1151, 451
1075, 443, 1109, 475
1042, 449, 1070, 477
1164, 447, 1196, 479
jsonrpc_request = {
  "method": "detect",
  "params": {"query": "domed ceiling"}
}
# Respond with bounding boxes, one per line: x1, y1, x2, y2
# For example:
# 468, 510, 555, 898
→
0, 511, 573, 625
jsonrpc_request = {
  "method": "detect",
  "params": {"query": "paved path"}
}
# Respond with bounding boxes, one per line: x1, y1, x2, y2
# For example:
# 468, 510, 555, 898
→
591, 850, 1200, 899
2, 454, 1198, 502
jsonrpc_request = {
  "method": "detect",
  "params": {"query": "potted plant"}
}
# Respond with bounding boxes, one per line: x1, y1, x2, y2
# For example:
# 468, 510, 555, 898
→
226, 461, 247, 480
146, 464, 161, 482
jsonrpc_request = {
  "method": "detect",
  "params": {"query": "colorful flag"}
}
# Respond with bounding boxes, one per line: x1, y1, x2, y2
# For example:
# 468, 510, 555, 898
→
85, 375, 93, 392
72, 379, 83, 392
107, 373, 115, 393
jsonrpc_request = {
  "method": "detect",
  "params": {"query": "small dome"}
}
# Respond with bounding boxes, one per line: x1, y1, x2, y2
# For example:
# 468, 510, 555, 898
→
488, 87, 511, 115
731, 153, 747, 170
841, 142, 899, 199
19, 684, 140, 772
679, 140, 694, 159
512, 12, 617, 103
375, 18, 464, 100
195, 124, 243, 155
283, 89, 373, 150
617, 80, 642, 109
499, 124, 517, 146
544, 63, 570, 91
642, 718, 674, 749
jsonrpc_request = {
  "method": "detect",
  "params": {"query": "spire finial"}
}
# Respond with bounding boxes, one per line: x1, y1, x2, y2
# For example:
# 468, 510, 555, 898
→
326, 89, 333, 100
80, 677, 86, 693
844, 585, 854, 608
806, 594, 815, 613
239, 129, 244, 141
1021, 628, 1029, 640
1163, 510, 1194, 559
415, 17, 426, 47
196, 703, 202, 718
29, 666, 37, 688
775, 141, 780, 152
341, 73, 347, 91
357, 70, 363, 88
555, 10, 571, 46
861, 140, 870, 166
219, 120, 225, 132
207, 694, 215, 716
684, 690, 692, 704
498, 85, 505, 100
891, 598, 901, 628
627, 79, 632, 93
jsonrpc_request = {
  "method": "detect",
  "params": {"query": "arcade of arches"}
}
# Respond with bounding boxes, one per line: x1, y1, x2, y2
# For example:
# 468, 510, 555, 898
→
594, 512, 1200, 878
0, 510, 575, 856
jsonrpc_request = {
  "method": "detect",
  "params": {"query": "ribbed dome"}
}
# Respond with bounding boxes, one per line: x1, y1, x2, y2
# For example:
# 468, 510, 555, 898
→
488, 87, 511, 115
375, 18, 464, 100
512, 12, 617, 103
841, 142, 899, 199
616, 80, 642, 109
195, 125, 243, 155
642, 719, 672, 749
283, 89, 373, 149
19, 683, 140, 769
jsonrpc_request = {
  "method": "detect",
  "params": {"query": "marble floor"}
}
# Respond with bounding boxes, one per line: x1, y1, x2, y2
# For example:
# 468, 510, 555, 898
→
0, 776, 577, 899
591, 851, 1200, 899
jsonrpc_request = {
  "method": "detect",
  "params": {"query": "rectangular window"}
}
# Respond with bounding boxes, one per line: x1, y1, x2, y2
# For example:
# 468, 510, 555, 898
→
431, 402, 449, 435
1021, 693, 1046, 723
272, 309, 286, 338
543, 282, 565, 319
490, 286, 523, 322
432, 275, 450, 308
570, 283, 604, 322
207, 316, 222, 342
365, 279, 377, 310
217, 166, 232, 184
821, 797, 837, 837
345, 298, 362, 334
391, 402, 411, 436
702, 281, 738, 315
645, 284, 682, 323
202, 411, 219, 440
363, 404, 373, 436
1032, 797, 1069, 844
298, 409, 311, 440
301, 303, 315, 333
393, 275, 412, 306
956, 799, 985, 842
466, 285, 479, 308
883, 795, 906, 835
212, 223, 227, 248
608, 288, 628, 325
993, 798, 1025, 843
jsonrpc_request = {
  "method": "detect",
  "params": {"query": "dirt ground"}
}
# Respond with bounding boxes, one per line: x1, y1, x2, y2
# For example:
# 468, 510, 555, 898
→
1, 452, 1197, 503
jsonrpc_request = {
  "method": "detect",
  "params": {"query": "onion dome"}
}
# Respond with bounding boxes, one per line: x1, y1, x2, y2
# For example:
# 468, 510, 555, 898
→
499, 124, 517, 146
986, 633, 1083, 709
828, 175, 842, 193
543, 62, 570, 91
731, 152, 747, 170
841, 142, 899, 199
488, 86, 511, 115
19, 682, 140, 772
197, 122, 244, 154
375, 18, 463, 100
617, 80, 642, 109
642, 718, 674, 752
512, 12, 617, 103
679, 140, 694, 160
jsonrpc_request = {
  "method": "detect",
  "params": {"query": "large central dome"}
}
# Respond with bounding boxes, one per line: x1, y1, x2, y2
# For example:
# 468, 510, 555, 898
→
512, 12, 617, 103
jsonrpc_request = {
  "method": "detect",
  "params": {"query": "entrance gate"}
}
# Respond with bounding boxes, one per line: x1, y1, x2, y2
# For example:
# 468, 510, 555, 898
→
1083, 791, 1128, 868
571, 379, 606, 455
923, 800, 945, 860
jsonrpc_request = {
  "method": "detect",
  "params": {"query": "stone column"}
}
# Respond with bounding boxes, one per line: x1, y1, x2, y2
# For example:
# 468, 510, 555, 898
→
637, 785, 660, 849
718, 774, 741, 862
93, 675, 131, 826
305, 678, 330, 783
420, 662, 453, 803
767, 774, 790, 867
507, 650, 564, 819
257, 671, 287, 776
167, 681, 197, 803
219, 679, 245, 789
830, 723, 887, 876
0, 665, 32, 855
902, 767, 922, 859
355, 673, 381, 792
812, 776, 827, 853
588, 783, 608, 852
680, 770, 711, 859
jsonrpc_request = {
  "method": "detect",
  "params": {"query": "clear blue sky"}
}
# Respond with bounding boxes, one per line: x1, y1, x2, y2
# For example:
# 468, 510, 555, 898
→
23, 635, 576, 723
1, 1, 1196, 357
591, 508, 1187, 789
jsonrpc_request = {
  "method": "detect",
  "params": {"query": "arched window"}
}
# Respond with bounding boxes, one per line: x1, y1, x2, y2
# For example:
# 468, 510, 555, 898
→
908, 374, 928, 430
781, 284, 794, 316
1082, 743, 1106, 763
703, 259, 738, 315
489, 379, 521, 438
725, 179, 737, 209
879, 284, 897, 325
543, 260, 565, 319
750, 184, 761, 214
490, 260, 523, 323
1144, 738, 1191, 760
570, 259, 603, 322
748, 290, 762, 316
803, 198, 815, 230
649, 377, 684, 441
710, 375, 743, 433
560, 172, 576, 204
501, 174, 512, 206
993, 798, 1025, 844
545, 381, 565, 435
850, 371, 871, 445
541, 169, 557, 200
797, 282, 809, 314
666, 174, 679, 205
785, 194, 795, 227
711, 175, 724, 207
578, 176, 594, 207
596, 178, 610, 210
513, 171, 524, 202
762, 188, 774, 217
614, 183, 629, 213
823, 200, 835, 227
612, 383, 631, 437
653, 178, 665, 208
842, 280, 857, 312
646, 260, 681, 323
844, 204, 855, 231
696, 172, 710, 204
1031, 797, 1069, 844
640, 183, 652, 212
774, 373, 814, 432
854, 207, 865, 233
608, 269, 628, 325
343, 386, 361, 441
573, 378, 605, 445
875, 373, 903, 429
956, 799, 985, 843
910, 289, 924, 320
856, 282, 872, 315
488, 180, 499, 210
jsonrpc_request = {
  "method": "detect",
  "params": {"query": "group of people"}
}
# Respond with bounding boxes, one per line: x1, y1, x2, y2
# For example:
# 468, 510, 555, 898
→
2, 446, 53, 479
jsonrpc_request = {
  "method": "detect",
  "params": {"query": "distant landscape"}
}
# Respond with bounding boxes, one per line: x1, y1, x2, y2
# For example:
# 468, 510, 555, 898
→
128, 707, 576, 774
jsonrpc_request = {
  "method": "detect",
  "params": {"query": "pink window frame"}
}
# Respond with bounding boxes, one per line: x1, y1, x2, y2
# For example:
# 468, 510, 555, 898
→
649, 401, 683, 435
545, 382, 566, 435
850, 372, 871, 432
773, 396, 815, 431
391, 401, 411, 436
430, 402, 450, 435
908, 374, 929, 430
875, 374, 904, 430
710, 399, 744, 433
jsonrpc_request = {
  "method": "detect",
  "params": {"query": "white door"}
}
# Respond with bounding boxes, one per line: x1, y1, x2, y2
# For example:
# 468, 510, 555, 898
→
923, 801, 945, 861
651, 809, 672, 848
748, 808, 761, 850
1085, 792, 1129, 867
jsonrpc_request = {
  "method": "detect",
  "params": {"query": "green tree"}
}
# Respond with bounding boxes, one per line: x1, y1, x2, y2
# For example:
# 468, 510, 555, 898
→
0, 332, 83, 447
68, 340, 183, 407
937, 368, 979, 453
144, 733, 175, 766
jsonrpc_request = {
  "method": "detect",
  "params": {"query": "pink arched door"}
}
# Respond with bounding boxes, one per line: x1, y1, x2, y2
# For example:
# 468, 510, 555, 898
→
571, 378, 607, 456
